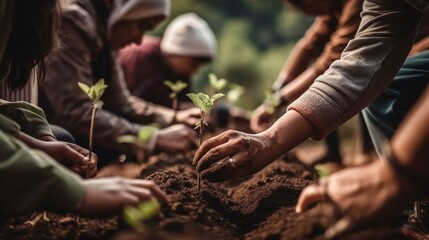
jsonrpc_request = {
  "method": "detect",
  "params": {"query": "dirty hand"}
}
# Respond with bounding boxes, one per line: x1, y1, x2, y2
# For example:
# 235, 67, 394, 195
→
78, 178, 168, 217
176, 107, 209, 127
250, 103, 277, 133
37, 141, 98, 178
19, 132, 97, 178
155, 124, 198, 153
193, 130, 276, 182
296, 161, 417, 236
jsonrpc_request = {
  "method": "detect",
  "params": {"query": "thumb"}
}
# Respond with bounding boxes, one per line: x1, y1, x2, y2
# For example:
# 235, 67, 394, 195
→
63, 145, 87, 165
296, 183, 324, 213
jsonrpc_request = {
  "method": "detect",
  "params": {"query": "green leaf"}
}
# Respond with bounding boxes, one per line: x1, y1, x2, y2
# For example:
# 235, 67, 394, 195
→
93, 79, 108, 101
77, 82, 90, 95
137, 198, 160, 221
226, 84, 244, 103
209, 73, 227, 91
264, 91, 281, 115
211, 93, 225, 102
117, 135, 138, 144
187, 93, 205, 110
123, 206, 143, 229
164, 80, 188, 98
137, 126, 158, 143
194, 121, 201, 129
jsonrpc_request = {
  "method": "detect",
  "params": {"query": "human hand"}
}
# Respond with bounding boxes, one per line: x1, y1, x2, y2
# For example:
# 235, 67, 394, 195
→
155, 124, 198, 153
250, 103, 277, 133
193, 130, 277, 182
77, 178, 168, 218
35, 140, 97, 178
176, 107, 210, 127
296, 161, 418, 238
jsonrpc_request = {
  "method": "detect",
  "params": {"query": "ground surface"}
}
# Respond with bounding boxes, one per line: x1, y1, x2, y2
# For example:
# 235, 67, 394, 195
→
0, 150, 414, 240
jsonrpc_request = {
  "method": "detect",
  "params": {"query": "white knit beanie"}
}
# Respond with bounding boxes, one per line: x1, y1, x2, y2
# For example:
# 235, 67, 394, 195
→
108, 0, 171, 35
161, 13, 217, 58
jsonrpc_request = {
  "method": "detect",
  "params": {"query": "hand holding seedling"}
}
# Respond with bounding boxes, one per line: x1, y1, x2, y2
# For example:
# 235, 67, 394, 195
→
187, 92, 224, 190
18, 132, 98, 178
78, 79, 108, 177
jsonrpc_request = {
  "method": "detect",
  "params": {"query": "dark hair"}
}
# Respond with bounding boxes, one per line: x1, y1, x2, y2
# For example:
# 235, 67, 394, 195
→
4, 0, 60, 89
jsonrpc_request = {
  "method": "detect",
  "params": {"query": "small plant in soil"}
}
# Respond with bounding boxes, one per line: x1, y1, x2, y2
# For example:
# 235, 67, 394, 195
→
164, 80, 188, 124
187, 92, 224, 191
117, 126, 158, 163
123, 198, 161, 232
78, 79, 108, 177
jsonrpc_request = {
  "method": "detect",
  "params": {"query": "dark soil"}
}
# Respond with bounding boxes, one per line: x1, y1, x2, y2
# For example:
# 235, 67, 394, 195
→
0, 154, 413, 240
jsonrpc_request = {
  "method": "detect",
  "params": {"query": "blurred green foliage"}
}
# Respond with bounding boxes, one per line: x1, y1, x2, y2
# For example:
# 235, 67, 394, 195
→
150, 0, 313, 109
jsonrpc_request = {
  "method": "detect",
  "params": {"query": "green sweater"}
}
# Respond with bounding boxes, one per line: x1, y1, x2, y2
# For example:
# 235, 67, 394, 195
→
0, 2, 85, 217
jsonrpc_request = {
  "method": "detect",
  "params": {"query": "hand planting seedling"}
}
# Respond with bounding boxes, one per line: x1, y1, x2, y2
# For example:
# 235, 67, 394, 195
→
117, 126, 158, 163
187, 92, 224, 191
164, 80, 188, 124
123, 198, 161, 232
77, 79, 108, 177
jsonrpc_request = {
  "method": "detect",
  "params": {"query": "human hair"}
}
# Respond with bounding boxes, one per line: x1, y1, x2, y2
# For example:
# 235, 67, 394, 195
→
3, 0, 61, 89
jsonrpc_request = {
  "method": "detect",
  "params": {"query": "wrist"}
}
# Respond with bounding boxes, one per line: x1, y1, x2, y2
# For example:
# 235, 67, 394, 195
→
382, 141, 429, 196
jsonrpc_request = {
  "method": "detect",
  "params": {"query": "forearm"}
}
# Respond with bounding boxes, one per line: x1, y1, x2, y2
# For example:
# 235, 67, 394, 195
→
390, 85, 429, 184
260, 110, 315, 166
274, 40, 317, 90
128, 95, 174, 127
278, 67, 320, 104
288, 0, 422, 140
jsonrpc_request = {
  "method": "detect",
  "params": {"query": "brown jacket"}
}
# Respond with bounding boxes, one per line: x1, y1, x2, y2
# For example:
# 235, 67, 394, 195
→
278, 0, 363, 85
39, 0, 173, 153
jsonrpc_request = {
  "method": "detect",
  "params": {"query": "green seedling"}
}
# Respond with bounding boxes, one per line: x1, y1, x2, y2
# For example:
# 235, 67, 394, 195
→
117, 126, 158, 163
315, 164, 331, 179
164, 80, 188, 124
187, 92, 224, 191
123, 198, 161, 232
226, 83, 245, 103
264, 90, 281, 115
209, 73, 227, 93
78, 79, 108, 177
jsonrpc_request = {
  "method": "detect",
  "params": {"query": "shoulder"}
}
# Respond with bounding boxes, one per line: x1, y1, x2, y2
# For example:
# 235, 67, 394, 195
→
119, 36, 162, 62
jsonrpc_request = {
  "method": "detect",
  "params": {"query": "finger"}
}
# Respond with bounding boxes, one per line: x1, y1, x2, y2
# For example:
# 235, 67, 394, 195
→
63, 145, 87, 165
128, 180, 168, 204
126, 186, 153, 202
200, 152, 250, 182
193, 131, 234, 165
196, 144, 237, 172
296, 184, 324, 213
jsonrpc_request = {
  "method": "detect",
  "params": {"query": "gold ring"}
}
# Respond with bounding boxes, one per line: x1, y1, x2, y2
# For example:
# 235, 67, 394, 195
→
228, 157, 237, 168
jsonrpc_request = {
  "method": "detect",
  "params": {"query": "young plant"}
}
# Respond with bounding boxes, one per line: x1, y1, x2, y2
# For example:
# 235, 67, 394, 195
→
264, 90, 281, 115
226, 83, 245, 104
77, 79, 108, 177
123, 198, 161, 232
209, 73, 227, 93
117, 126, 158, 163
164, 80, 188, 124
187, 92, 224, 191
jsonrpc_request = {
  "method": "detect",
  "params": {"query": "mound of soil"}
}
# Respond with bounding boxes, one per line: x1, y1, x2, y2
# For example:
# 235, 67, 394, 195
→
0, 154, 411, 240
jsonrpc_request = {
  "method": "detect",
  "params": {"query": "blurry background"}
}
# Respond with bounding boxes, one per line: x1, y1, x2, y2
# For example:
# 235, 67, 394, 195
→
150, 0, 313, 110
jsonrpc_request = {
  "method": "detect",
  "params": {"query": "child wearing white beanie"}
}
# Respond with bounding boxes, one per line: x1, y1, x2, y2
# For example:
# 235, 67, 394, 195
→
161, 13, 217, 58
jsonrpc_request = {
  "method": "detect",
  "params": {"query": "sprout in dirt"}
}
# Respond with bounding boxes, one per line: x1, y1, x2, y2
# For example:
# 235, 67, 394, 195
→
187, 92, 224, 191
164, 80, 188, 124
123, 198, 161, 232
264, 90, 281, 115
209, 73, 227, 93
226, 83, 245, 103
77, 79, 108, 178
117, 126, 158, 163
